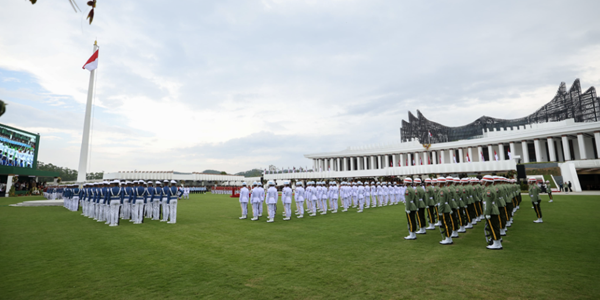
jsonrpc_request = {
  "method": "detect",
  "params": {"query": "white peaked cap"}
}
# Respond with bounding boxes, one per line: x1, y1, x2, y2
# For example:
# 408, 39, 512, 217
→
170, 180, 177, 184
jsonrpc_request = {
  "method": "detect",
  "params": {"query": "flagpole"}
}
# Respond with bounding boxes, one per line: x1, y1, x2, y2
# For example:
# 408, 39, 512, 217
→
76, 41, 98, 183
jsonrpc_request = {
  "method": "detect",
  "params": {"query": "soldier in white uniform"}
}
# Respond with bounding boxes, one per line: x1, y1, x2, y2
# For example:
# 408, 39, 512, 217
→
309, 181, 318, 217
282, 181, 293, 220
329, 181, 338, 213
239, 182, 250, 219
257, 182, 265, 217
250, 182, 262, 221
265, 181, 278, 223
107, 180, 122, 227
294, 181, 305, 218
357, 181, 365, 213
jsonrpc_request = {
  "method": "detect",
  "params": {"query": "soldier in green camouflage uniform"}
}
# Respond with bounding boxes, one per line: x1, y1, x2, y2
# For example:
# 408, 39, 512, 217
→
482, 175, 502, 250
461, 178, 475, 229
403, 177, 418, 240
437, 177, 454, 245
414, 178, 427, 234
424, 178, 437, 230
453, 177, 467, 233
529, 178, 543, 223
445, 176, 461, 238
493, 176, 508, 236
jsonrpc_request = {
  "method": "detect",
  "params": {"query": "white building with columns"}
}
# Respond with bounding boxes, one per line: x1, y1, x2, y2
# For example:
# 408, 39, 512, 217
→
267, 80, 600, 192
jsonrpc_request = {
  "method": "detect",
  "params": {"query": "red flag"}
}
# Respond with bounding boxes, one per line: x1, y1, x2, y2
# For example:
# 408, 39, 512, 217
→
83, 49, 99, 71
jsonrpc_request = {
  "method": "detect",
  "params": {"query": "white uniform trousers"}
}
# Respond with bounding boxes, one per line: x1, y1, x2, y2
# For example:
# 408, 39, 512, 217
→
296, 200, 304, 216
152, 200, 160, 220
283, 202, 292, 218
267, 203, 276, 220
109, 200, 120, 226
240, 201, 248, 217
259, 201, 264, 216
358, 196, 365, 210
161, 197, 169, 222
251, 202, 261, 218
168, 199, 177, 224
377, 195, 383, 206
321, 197, 328, 212
72, 196, 80, 211
132, 200, 144, 224
311, 199, 318, 214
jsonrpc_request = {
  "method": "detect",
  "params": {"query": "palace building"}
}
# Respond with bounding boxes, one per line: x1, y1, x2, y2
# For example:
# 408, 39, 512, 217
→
265, 79, 600, 192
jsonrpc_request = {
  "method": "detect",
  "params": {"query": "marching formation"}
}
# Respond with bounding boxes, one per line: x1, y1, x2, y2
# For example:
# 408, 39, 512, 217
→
238, 180, 407, 223
237, 175, 546, 250
60, 180, 183, 226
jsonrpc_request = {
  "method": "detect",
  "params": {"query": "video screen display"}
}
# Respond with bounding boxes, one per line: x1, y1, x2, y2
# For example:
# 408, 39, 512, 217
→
0, 123, 38, 169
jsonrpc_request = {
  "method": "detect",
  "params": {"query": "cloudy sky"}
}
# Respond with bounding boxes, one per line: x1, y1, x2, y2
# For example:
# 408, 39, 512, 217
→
1, 0, 600, 174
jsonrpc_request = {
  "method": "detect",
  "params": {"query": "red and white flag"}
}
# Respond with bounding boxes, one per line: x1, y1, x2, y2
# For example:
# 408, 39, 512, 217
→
466, 153, 471, 162
494, 150, 498, 161
83, 49, 99, 71
480, 151, 485, 162
428, 131, 432, 137
508, 150, 512, 159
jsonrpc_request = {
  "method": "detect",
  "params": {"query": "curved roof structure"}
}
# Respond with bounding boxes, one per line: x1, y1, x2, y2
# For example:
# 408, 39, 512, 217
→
400, 79, 600, 143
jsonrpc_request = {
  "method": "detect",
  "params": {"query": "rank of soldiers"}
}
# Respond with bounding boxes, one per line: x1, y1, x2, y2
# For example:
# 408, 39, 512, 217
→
238, 175, 544, 250
61, 180, 183, 226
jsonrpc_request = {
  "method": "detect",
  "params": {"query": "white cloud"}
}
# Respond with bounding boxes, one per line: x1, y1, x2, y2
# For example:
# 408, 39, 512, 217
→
1, 0, 600, 174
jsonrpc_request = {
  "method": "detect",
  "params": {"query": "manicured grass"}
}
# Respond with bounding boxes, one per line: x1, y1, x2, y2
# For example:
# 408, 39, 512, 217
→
0, 193, 599, 299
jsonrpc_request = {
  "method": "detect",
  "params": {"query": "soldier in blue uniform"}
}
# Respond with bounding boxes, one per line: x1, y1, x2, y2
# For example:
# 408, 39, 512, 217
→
161, 180, 170, 222
107, 180, 123, 226
132, 181, 147, 224
166, 180, 182, 224
153, 181, 162, 220
145, 181, 155, 219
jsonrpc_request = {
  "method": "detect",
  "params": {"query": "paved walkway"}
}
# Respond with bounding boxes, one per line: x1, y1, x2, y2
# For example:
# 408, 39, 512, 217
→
9, 200, 64, 207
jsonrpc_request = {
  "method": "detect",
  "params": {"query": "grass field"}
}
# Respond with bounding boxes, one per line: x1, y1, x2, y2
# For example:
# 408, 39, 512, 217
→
1, 193, 599, 299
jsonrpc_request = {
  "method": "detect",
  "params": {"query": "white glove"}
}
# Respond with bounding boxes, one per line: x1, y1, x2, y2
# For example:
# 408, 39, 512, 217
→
405, 210, 410, 214
485, 215, 491, 220
534, 202, 538, 205
438, 212, 442, 216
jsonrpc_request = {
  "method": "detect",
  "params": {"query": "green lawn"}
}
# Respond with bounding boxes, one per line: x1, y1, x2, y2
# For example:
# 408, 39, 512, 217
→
0, 194, 599, 299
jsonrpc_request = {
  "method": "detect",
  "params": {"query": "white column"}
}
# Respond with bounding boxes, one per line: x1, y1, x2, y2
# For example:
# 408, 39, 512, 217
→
336, 158, 341, 171
362, 157, 367, 170
392, 154, 397, 167
330, 158, 334, 171
547, 138, 556, 162
350, 157, 355, 171
440, 150, 445, 164
385, 155, 390, 168
534, 139, 542, 162
467, 147, 473, 163
422, 152, 429, 165
399, 154, 404, 167
5, 175, 13, 197
487, 145, 494, 161
577, 133, 587, 160
509, 142, 516, 159
498, 144, 505, 161
562, 135, 571, 161
595, 131, 600, 159
458, 148, 464, 163
521, 140, 530, 163
343, 157, 348, 171
378, 155, 382, 169
431, 151, 437, 164
477, 146, 483, 162
407, 153, 412, 166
